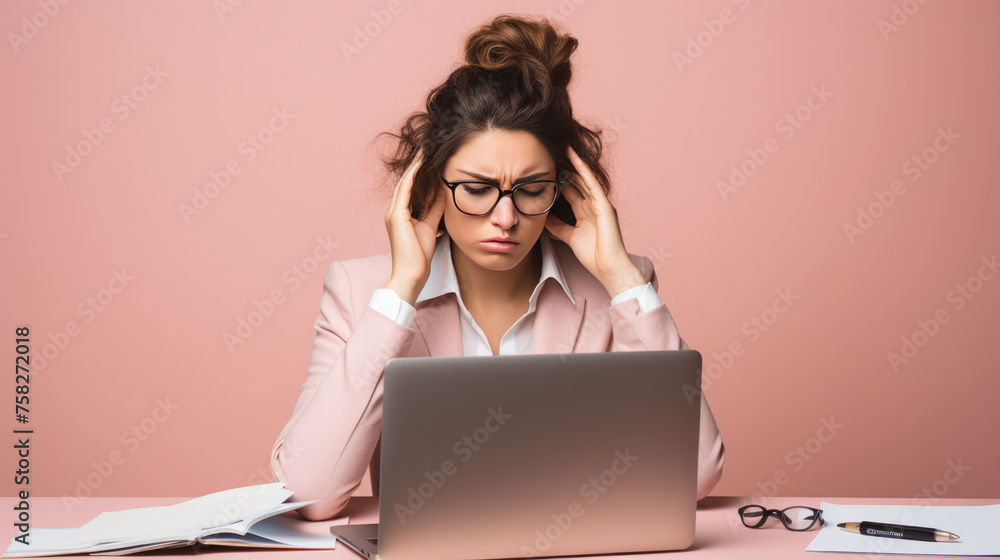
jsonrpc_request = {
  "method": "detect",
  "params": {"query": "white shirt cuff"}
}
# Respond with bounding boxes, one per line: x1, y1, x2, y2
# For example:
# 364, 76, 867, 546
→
611, 282, 662, 314
368, 288, 417, 328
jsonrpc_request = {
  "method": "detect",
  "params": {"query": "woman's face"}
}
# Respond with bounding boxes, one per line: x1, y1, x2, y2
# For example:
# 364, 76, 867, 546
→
440, 129, 556, 273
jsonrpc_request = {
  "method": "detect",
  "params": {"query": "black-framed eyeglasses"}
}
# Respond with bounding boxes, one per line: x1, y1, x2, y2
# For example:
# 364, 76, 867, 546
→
738, 505, 825, 531
440, 170, 567, 216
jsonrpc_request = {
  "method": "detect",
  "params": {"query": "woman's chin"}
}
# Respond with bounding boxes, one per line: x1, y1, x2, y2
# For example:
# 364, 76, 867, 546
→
472, 253, 523, 271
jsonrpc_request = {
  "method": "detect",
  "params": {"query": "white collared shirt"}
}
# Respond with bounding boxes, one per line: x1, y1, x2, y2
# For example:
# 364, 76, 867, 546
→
367, 231, 662, 356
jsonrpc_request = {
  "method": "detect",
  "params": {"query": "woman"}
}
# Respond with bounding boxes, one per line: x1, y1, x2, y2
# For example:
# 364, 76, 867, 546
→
271, 14, 724, 521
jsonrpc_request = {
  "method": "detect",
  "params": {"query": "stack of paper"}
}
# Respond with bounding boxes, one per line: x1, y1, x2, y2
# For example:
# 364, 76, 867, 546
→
2, 482, 348, 557
807, 502, 1000, 556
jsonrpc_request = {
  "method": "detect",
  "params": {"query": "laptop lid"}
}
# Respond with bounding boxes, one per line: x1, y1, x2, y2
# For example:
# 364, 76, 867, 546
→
377, 350, 702, 560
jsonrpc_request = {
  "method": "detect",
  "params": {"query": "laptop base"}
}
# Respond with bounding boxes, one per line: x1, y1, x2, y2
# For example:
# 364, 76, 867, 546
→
331, 523, 379, 559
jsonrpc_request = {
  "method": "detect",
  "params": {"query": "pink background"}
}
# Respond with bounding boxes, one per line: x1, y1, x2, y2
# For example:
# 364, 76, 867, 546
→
2, 0, 998, 513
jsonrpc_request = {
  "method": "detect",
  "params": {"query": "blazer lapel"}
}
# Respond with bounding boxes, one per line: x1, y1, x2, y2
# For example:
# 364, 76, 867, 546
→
531, 280, 586, 355
412, 294, 465, 357
412, 281, 586, 357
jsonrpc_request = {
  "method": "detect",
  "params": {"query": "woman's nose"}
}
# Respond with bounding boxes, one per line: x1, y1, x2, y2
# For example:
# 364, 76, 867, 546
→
489, 195, 518, 228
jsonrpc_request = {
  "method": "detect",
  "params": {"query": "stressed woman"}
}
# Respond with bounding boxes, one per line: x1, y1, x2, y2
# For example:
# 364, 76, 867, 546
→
271, 14, 725, 521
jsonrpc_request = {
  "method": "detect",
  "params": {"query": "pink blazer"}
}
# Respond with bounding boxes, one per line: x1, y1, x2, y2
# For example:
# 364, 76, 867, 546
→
271, 234, 725, 521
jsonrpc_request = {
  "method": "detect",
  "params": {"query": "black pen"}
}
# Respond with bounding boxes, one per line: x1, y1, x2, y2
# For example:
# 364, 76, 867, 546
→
837, 521, 959, 542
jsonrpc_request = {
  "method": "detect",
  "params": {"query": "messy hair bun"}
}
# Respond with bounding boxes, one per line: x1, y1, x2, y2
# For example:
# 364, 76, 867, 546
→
373, 14, 612, 226
464, 14, 576, 99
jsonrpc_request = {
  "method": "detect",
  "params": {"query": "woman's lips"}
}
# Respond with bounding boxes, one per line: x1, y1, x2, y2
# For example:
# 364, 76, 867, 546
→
480, 240, 518, 253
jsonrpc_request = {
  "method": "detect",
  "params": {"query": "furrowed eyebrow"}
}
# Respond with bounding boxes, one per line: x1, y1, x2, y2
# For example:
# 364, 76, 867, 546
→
455, 169, 552, 184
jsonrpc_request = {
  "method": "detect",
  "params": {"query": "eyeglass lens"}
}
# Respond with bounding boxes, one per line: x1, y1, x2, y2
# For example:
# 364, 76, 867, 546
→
740, 505, 821, 531
741, 505, 769, 528
781, 507, 820, 530
455, 181, 558, 215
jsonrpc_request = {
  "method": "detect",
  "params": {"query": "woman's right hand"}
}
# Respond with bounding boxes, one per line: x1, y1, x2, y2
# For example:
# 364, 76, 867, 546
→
382, 148, 447, 307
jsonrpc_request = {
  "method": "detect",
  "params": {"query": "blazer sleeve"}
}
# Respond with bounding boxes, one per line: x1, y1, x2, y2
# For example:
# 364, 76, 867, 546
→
270, 260, 417, 521
607, 256, 726, 501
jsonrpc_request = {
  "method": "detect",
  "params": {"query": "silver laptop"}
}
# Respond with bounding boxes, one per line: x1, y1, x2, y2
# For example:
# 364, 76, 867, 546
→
331, 350, 702, 560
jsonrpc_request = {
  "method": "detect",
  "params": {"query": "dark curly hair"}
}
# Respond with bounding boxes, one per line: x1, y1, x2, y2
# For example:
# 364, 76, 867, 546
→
368, 13, 613, 232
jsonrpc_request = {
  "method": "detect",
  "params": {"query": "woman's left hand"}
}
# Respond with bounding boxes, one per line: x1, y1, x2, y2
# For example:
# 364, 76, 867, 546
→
545, 145, 647, 298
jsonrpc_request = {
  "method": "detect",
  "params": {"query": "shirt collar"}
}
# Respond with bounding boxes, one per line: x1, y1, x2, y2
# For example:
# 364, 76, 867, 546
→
416, 230, 576, 307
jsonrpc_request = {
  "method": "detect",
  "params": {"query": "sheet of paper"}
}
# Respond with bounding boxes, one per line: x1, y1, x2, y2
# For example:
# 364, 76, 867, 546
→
87, 540, 195, 556
1, 484, 321, 558
224, 496, 313, 534
806, 502, 1000, 556
222, 513, 349, 548
77, 482, 286, 544
2, 512, 346, 558
1, 528, 203, 558
2, 527, 90, 557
